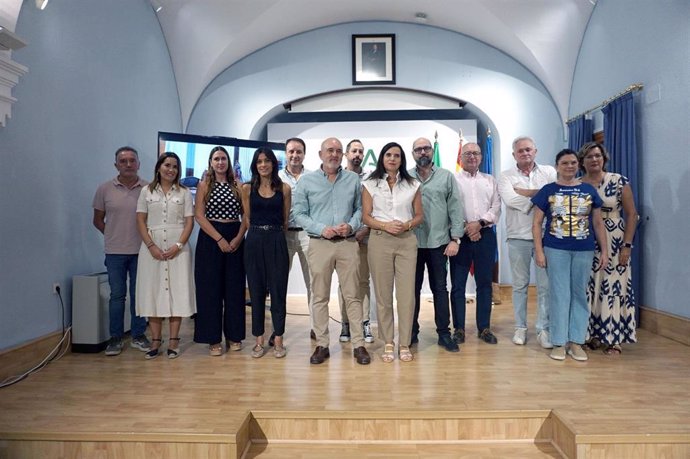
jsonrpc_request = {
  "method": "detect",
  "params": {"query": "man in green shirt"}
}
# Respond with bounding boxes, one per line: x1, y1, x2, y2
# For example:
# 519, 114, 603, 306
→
408, 137, 465, 352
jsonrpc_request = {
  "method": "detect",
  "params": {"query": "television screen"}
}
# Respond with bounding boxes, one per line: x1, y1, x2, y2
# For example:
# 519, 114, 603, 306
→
158, 131, 286, 187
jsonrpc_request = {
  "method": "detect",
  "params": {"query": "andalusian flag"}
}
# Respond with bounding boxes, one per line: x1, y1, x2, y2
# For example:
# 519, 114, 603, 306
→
456, 129, 465, 172
432, 131, 441, 167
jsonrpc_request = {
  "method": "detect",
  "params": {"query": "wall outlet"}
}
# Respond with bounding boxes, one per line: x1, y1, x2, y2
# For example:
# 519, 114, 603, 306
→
52, 283, 61, 294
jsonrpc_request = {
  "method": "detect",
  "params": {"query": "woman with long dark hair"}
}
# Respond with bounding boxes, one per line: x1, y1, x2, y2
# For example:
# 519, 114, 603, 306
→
241, 147, 291, 358
362, 142, 423, 363
135, 152, 196, 359
194, 147, 247, 356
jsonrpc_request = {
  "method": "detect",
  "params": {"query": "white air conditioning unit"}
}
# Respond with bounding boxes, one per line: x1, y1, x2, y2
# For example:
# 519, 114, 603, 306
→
71, 272, 131, 352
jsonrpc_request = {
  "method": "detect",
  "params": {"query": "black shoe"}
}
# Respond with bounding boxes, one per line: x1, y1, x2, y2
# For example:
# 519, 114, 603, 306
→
339, 323, 351, 342
453, 328, 465, 344
478, 328, 498, 344
268, 332, 276, 347
310, 346, 330, 364
353, 346, 371, 365
310, 329, 316, 340
438, 334, 460, 352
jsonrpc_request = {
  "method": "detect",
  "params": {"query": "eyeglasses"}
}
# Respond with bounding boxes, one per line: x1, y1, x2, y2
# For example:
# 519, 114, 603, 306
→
463, 151, 482, 157
413, 146, 432, 154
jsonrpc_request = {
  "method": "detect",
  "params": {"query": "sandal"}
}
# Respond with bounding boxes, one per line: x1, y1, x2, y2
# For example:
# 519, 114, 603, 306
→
145, 338, 162, 360
274, 344, 287, 359
209, 343, 223, 357
226, 341, 242, 352
399, 345, 414, 362
251, 343, 265, 358
382, 344, 395, 363
603, 344, 622, 355
167, 337, 180, 359
585, 338, 602, 351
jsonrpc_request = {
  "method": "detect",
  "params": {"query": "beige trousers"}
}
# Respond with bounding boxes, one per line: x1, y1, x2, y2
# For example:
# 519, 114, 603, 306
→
308, 238, 364, 348
367, 229, 417, 346
338, 241, 371, 323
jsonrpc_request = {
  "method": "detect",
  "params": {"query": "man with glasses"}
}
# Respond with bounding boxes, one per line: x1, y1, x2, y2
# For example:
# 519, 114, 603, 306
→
293, 137, 371, 365
498, 136, 556, 348
93, 146, 151, 356
337, 139, 375, 344
450, 143, 501, 345
408, 137, 464, 352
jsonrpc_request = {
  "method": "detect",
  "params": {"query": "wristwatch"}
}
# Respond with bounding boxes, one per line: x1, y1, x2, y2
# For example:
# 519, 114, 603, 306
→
451, 237, 461, 244
175, 242, 183, 250
479, 219, 487, 228
622, 242, 633, 248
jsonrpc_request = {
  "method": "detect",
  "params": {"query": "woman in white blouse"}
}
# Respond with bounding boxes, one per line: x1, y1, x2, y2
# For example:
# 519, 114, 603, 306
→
362, 142, 423, 363
136, 152, 196, 359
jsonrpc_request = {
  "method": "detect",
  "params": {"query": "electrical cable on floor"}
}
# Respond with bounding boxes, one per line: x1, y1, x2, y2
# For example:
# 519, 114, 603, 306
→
0, 287, 72, 389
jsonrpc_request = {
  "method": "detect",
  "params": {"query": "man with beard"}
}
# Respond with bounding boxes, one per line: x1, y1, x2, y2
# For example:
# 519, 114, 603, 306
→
337, 139, 375, 344
408, 137, 465, 352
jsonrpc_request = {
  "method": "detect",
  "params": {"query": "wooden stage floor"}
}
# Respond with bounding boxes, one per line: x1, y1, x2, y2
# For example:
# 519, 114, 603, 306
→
1, 295, 689, 458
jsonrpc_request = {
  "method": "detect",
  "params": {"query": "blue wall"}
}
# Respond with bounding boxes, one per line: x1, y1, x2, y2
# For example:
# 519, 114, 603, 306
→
570, 0, 690, 318
0, 0, 181, 350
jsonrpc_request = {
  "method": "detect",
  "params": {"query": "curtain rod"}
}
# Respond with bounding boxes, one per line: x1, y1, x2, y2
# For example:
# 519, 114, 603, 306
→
566, 83, 644, 124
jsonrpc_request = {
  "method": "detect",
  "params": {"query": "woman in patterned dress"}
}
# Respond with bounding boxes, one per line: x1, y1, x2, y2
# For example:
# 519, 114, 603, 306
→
193, 147, 247, 356
579, 142, 639, 355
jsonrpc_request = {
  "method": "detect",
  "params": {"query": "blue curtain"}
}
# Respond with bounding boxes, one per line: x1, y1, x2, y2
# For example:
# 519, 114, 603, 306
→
480, 131, 492, 174
567, 115, 593, 152
602, 91, 641, 313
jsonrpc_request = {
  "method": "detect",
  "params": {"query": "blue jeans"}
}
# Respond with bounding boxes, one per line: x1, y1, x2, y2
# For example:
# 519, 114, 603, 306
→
544, 247, 594, 346
413, 246, 451, 338
105, 254, 147, 338
450, 228, 496, 332
507, 239, 549, 333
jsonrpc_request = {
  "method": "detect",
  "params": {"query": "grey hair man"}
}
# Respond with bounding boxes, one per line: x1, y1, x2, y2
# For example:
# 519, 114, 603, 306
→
497, 136, 556, 348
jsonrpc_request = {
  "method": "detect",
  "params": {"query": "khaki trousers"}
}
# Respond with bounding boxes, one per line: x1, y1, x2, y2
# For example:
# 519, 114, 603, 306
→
308, 238, 364, 348
338, 242, 371, 323
368, 229, 417, 346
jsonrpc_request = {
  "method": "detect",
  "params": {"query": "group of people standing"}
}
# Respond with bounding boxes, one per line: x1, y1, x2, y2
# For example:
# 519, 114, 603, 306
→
93, 133, 637, 364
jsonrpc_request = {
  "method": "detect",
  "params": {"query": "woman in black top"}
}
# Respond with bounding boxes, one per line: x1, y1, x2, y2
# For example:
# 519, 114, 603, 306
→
194, 147, 247, 356
241, 147, 291, 358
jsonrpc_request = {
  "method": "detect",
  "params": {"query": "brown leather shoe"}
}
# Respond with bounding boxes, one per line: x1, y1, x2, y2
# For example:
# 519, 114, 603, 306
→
353, 346, 371, 365
309, 346, 330, 364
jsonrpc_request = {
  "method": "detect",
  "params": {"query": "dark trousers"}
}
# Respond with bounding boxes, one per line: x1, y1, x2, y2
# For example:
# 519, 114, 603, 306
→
412, 246, 452, 340
450, 227, 497, 332
244, 228, 289, 337
193, 222, 246, 344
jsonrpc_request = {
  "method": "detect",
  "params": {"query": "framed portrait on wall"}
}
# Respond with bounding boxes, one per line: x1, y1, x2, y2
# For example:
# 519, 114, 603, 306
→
352, 34, 396, 85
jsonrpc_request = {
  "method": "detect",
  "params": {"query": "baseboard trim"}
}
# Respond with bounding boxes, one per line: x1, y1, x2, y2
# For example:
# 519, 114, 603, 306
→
639, 306, 690, 346
0, 330, 66, 382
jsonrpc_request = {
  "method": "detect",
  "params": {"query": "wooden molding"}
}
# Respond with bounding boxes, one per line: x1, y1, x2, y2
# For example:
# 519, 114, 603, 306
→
0, 330, 66, 382
639, 306, 690, 346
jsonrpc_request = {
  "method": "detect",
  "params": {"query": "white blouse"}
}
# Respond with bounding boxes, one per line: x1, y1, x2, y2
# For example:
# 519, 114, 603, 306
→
362, 173, 420, 223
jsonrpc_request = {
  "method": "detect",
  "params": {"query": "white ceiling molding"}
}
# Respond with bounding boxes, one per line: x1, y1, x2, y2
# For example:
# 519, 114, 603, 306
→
0, 52, 27, 126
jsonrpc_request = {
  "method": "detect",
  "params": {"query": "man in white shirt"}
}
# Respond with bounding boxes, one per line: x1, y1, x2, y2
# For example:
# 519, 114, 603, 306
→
498, 136, 556, 348
450, 143, 501, 344
277, 137, 314, 343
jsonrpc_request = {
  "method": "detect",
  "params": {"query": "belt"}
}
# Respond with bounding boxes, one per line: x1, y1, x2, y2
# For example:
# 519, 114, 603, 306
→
309, 235, 355, 241
250, 225, 283, 231
288, 227, 303, 232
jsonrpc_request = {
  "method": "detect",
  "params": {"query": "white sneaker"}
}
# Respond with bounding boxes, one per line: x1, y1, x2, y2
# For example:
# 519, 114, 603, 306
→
537, 330, 553, 349
567, 343, 588, 361
512, 328, 526, 345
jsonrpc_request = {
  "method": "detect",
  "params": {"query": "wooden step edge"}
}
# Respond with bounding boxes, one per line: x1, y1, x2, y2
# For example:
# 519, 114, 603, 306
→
250, 409, 553, 420
576, 432, 690, 444
0, 430, 238, 443
248, 438, 554, 446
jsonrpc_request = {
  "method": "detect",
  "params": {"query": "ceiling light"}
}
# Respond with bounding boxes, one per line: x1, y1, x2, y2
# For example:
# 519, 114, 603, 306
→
35, 0, 49, 10
414, 12, 428, 23
150, 0, 163, 13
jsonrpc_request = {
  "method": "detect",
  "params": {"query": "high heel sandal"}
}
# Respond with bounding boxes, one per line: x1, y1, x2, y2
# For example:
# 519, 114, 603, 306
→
399, 345, 414, 362
167, 337, 180, 359
145, 339, 162, 360
382, 343, 395, 363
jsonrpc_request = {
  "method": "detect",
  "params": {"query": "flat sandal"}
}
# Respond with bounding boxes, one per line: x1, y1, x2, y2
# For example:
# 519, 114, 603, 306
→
382, 343, 395, 363
399, 345, 414, 362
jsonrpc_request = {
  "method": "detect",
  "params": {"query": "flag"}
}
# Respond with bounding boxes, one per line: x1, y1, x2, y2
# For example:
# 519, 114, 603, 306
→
456, 129, 465, 172
432, 131, 441, 167
483, 128, 493, 175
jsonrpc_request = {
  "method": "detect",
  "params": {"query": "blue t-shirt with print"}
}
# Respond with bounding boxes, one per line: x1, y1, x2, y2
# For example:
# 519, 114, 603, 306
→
531, 182, 603, 251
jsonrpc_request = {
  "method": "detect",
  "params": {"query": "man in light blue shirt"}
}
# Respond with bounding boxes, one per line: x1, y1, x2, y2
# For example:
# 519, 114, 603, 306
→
408, 137, 465, 352
293, 137, 371, 365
